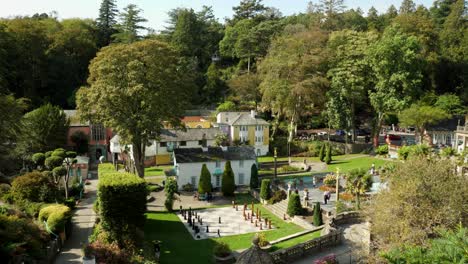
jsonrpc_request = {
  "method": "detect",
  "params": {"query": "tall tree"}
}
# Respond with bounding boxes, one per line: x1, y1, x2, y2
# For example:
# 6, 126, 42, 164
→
399, 0, 417, 14
76, 40, 193, 177
16, 103, 69, 158
367, 25, 424, 146
96, 0, 118, 46
259, 27, 328, 146
203, 62, 226, 104
430, 0, 458, 27
387, 5, 399, 19
228, 72, 262, 108
231, 0, 268, 24
113, 4, 147, 43
345, 168, 371, 209
318, 0, 346, 31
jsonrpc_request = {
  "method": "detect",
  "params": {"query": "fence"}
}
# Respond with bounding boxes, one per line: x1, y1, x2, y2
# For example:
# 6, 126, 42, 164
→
270, 229, 343, 263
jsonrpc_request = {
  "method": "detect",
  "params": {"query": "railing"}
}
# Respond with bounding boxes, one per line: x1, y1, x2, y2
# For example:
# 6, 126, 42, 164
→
270, 229, 343, 263
457, 126, 468, 133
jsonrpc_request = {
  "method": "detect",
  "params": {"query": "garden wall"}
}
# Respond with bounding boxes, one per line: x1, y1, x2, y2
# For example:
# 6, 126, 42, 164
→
329, 141, 373, 154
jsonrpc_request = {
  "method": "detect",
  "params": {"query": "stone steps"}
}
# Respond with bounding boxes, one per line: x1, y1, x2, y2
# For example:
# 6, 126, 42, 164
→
265, 199, 289, 220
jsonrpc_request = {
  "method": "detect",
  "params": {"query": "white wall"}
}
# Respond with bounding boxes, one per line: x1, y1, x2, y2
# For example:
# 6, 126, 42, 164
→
176, 159, 256, 190
146, 139, 217, 156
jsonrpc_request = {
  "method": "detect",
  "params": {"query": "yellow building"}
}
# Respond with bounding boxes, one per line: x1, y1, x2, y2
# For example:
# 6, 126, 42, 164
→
216, 111, 270, 156
181, 116, 211, 128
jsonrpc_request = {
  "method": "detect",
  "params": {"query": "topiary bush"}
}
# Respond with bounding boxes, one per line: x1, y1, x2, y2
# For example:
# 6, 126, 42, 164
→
287, 193, 302, 217
268, 190, 287, 204
319, 144, 325, 162
198, 164, 212, 194
213, 241, 231, 257
10, 171, 58, 203
98, 164, 147, 247
324, 144, 332, 164
221, 161, 235, 196
313, 202, 323, 226
250, 163, 259, 189
164, 178, 179, 212
260, 179, 271, 201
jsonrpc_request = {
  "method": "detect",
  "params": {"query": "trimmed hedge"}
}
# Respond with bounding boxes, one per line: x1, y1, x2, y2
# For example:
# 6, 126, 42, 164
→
98, 164, 147, 246
287, 193, 302, 217
38, 204, 72, 233
221, 161, 235, 196
313, 202, 323, 226
260, 179, 271, 201
10, 171, 58, 203
198, 164, 212, 194
250, 163, 259, 189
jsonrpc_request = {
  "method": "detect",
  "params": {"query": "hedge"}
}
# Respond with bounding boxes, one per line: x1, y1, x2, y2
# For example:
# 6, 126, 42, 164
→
198, 164, 212, 194
221, 161, 235, 196
38, 204, 72, 233
10, 172, 58, 203
313, 202, 323, 226
287, 193, 302, 217
250, 163, 259, 189
260, 179, 271, 200
98, 164, 147, 246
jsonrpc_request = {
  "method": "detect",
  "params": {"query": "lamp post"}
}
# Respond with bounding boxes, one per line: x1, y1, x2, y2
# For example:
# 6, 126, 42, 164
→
274, 147, 278, 180
336, 167, 340, 203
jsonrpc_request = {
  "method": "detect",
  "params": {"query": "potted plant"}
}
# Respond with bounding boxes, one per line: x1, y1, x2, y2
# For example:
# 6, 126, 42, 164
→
82, 244, 95, 264
213, 241, 234, 263
257, 233, 271, 250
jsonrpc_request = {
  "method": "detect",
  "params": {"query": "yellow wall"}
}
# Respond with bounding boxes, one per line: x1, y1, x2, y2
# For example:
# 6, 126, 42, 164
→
156, 154, 172, 165
263, 126, 269, 145
184, 121, 211, 128
248, 127, 255, 146
233, 126, 239, 141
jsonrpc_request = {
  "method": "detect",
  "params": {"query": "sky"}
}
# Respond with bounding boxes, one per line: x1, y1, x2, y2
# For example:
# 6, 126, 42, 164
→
0, 0, 435, 32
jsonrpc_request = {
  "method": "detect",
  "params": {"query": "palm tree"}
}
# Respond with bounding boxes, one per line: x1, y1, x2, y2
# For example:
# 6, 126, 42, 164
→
345, 168, 371, 210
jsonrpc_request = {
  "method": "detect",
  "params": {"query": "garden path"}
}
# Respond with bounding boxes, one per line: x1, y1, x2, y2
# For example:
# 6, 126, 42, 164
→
54, 174, 98, 264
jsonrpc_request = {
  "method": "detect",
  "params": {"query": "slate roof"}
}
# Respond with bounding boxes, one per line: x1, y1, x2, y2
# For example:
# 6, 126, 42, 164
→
426, 116, 465, 132
230, 113, 270, 126
159, 128, 221, 142
174, 146, 256, 163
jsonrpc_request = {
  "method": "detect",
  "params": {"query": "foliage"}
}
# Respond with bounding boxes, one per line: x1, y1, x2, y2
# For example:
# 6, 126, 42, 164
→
70, 130, 89, 155
77, 40, 192, 177
214, 133, 229, 147
98, 166, 147, 247
250, 163, 259, 189
314, 254, 338, 264
375, 145, 389, 155
367, 158, 468, 252
324, 144, 332, 164
88, 240, 132, 264
381, 225, 468, 264
38, 204, 71, 233
31, 153, 46, 169
313, 202, 323, 226
440, 147, 456, 157
287, 193, 302, 217
319, 143, 325, 162
345, 168, 371, 209
112, 4, 147, 43
268, 190, 287, 204
279, 165, 300, 172
221, 161, 235, 196
181, 183, 194, 192
216, 101, 237, 113
16, 103, 69, 157
256, 233, 269, 247
397, 146, 411, 160
323, 174, 336, 187
398, 144, 432, 160
96, 0, 118, 46
10, 172, 57, 203
213, 241, 231, 257
259, 179, 271, 200
164, 178, 178, 212
399, 104, 450, 143
198, 164, 212, 194
434, 93, 466, 115
0, 209, 49, 261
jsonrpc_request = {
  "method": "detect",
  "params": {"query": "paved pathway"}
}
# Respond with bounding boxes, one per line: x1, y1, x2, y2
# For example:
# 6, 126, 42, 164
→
54, 176, 98, 264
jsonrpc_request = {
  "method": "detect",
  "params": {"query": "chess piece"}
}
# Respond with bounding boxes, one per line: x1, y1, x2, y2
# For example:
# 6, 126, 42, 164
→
247, 212, 250, 219
256, 208, 259, 218
251, 201, 254, 211
260, 223, 262, 230
255, 220, 257, 227
232, 200, 235, 208
217, 229, 220, 237
283, 214, 286, 220
268, 220, 272, 229
219, 217, 221, 224
200, 218, 203, 225
180, 205, 182, 211
251, 216, 253, 223
206, 225, 209, 233
244, 203, 247, 211
188, 217, 192, 226
236, 205, 238, 211
184, 214, 187, 220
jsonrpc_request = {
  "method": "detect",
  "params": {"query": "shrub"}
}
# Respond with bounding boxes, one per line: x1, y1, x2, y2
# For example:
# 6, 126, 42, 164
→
16, 200, 46, 218
10, 171, 57, 203
260, 179, 271, 201
440, 147, 456, 157
319, 144, 325, 162
98, 169, 147, 247
64, 197, 76, 210
0, 183, 10, 198
324, 144, 332, 164
339, 193, 354, 202
287, 193, 302, 216
398, 146, 411, 160
213, 241, 231, 257
323, 174, 336, 187
198, 164, 212, 194
164, 178, 178, 212
221, 161, 235, 196
318, 185, 336, 193
376, 145, 389, 155
269, 190, 287, 204
39, 204, 72, 233
279, 165, 300, 172
249, 163, 259, 189
313, 202, 322, 226
89, 240, 132, 264
182, 183, 194, 192
31, 153, 46, 169
314, 254, 337, 264
307, 141, 323, 157
256, 233, 269, 247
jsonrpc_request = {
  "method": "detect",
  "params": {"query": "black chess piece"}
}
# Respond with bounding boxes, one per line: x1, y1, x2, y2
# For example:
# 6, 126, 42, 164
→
217, 229, 220, 237
206, 225, 209, 233
219, 217, 221, 224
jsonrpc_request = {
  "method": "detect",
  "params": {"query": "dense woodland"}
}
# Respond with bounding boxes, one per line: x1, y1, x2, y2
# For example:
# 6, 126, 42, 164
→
0, 0, 467, 170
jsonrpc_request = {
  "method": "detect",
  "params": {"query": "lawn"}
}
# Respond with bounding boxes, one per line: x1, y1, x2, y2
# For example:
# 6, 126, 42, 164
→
325, 156, 390, 173
268, 231, 321, 252
144, 165, 173, 177
257, 154, 364, 163
145, 196, 305, 264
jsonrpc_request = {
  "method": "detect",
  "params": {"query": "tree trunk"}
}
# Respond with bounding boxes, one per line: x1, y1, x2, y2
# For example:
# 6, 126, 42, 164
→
64, 168, 69, 199
373, 113, 384, 147
132, 142, 145, 178
418, 127, 424, 145
288, 115, 295, 164
356, 193, 360, 210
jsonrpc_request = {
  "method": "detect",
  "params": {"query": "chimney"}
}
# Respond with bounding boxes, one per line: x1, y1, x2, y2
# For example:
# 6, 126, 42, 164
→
250, 110, 256, 118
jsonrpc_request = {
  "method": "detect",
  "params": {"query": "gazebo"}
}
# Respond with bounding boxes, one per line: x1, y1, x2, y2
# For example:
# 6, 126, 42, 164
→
235, 235, 274, 264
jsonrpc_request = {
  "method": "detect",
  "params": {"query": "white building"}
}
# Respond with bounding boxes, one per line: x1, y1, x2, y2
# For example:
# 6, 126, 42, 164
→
173, 146, 257, 190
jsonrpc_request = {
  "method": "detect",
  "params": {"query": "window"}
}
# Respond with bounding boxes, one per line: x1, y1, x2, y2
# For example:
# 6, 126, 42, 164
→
240, 126, 247, 131
180, 141, 187, 146
239, 160, 244, 168
160, 142, 167, 147
256, 125, 263, 131
198, 140, 203, 145
191, 176, 197, 187
225, 118, 228, 122
216, 175, 221, 187
91, 124, 105, 141
239, 173, 244, 185
215, 160, 221, 168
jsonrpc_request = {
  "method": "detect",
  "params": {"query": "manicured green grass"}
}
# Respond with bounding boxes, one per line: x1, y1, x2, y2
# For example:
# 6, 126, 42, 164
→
325, 156, 390, 173
145, 178, 164, 185
269, 230, 321, 252
257, 154, 364, 163
145, 196, 305, 263
144, 165, 173, 177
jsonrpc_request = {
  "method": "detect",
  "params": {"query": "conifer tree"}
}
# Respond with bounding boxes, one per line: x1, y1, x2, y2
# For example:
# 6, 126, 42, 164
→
221, 161, 235, 196
198, 164, 212, 194
287, 193, 302, 217
313, 202, 323, 226
325, 144, 332, 164
250, 163, 259, 189
319, 144, 326, 162
97, 0, 118, 46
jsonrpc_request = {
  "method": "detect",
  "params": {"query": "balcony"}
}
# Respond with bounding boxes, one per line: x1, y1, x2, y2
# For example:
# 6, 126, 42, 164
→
456, 126, 468, 134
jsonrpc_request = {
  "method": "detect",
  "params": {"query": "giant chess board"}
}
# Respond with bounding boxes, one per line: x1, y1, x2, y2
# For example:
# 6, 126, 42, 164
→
177, 205, 275, 240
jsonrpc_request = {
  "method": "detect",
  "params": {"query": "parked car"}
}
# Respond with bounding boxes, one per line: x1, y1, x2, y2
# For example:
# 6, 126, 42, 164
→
335, 130, 346, 136
317, 131, 328, 136
355, 129, 371, 136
